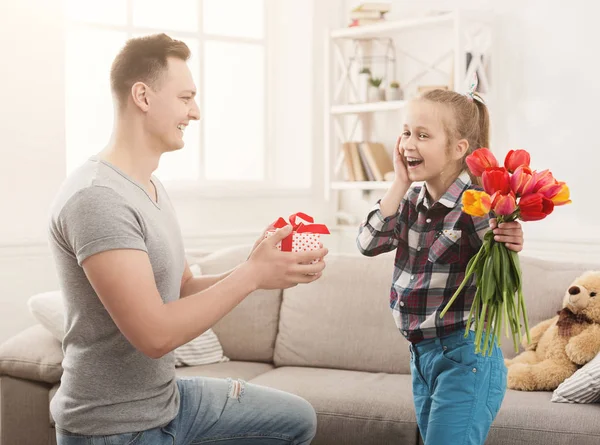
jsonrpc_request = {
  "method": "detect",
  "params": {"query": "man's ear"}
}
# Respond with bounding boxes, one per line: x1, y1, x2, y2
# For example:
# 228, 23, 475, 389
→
131, 82, 150, 112
455, 138, 470, 161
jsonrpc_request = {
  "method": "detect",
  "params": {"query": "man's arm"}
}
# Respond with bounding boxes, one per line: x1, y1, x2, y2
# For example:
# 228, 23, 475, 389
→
179, 260, 234, 298
83, 226, 327, 359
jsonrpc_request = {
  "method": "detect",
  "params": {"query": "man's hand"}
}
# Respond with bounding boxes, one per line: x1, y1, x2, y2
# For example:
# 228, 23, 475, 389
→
248, 226, 270, 259
246, 225, 328, 290
490, 218, 523, 252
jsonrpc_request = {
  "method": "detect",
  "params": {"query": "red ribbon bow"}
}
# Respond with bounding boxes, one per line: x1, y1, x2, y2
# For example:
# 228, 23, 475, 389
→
269, 212, 330, 252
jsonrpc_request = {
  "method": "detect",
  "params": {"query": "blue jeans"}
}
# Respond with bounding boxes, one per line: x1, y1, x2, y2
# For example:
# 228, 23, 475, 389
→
409, 330, 507, 445
56, 377, 317, 445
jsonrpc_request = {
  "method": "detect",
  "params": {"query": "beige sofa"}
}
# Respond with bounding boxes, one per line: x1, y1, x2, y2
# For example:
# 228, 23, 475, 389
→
1, 245, 599, 445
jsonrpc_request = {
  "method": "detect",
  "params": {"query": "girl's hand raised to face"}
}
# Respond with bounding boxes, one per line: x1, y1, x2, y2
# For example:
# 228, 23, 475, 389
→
393, 136, 412, 188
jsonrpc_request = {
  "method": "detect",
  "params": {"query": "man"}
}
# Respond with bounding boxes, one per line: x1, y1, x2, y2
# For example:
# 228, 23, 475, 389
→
49, 33, 326, 445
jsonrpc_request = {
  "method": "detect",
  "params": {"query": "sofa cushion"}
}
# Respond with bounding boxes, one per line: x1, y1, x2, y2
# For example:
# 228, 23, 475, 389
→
27, 285, 229, 368
250, 366, 419, 445
274, 252, 410, 374
49, 361, 274, 426
552, 352, 600, 403
175, 360, 274, 380
501, 256, 600, 360
191, 245, 282, 363
0, 325, 63, 384
487, 389, 600, 444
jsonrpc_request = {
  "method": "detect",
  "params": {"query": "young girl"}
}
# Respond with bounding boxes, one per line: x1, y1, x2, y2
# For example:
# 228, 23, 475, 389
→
357, 88, 524, 445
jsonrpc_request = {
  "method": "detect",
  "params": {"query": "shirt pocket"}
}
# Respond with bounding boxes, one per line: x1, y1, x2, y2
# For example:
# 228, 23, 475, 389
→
427, 229, 462, 264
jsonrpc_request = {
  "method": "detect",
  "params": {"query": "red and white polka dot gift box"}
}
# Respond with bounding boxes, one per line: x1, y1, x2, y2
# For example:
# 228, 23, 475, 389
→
264, 212, 330, 263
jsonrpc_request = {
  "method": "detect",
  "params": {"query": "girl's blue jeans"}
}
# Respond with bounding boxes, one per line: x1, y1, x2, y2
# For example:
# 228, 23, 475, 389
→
410, 329, 507, 445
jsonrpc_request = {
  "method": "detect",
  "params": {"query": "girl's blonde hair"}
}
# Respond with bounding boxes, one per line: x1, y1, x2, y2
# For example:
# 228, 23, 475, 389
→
419, 89, 490, 183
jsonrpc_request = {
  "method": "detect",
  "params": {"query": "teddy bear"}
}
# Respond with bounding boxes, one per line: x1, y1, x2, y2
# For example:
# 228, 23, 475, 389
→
504, 271, 600, 391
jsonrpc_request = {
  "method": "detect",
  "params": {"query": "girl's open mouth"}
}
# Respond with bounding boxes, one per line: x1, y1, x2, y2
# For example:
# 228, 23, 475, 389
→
406, 158, 423, 168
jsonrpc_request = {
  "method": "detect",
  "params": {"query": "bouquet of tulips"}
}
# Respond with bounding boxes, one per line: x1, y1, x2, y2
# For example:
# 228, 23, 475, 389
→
440, 148, 571, 355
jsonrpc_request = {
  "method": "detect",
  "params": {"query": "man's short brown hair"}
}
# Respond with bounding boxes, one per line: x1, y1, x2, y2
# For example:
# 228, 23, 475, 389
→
110, 33, 190, 107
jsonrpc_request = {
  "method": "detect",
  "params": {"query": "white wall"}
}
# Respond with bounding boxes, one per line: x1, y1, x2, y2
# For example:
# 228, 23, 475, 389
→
336, 0, 600, 262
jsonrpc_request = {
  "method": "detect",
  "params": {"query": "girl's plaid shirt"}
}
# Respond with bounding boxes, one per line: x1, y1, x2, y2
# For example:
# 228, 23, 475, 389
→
357, 171, 489, 344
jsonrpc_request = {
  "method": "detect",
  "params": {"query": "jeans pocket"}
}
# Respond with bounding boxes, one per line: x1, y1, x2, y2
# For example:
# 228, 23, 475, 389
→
441, 342, 478, 372
486, 359, 507, 417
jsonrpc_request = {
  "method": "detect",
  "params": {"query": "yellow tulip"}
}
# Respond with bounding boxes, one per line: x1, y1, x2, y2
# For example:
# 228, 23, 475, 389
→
551, 182, 572, 206
462, 190, 492, 217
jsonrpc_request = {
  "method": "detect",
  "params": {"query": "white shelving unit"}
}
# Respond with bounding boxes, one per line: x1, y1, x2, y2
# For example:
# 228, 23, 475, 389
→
324, 9, 492, 236
330, 100, 407, 115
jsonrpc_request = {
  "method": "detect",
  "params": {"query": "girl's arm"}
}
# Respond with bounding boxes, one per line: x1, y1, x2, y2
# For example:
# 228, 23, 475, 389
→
356, 182, 410, 257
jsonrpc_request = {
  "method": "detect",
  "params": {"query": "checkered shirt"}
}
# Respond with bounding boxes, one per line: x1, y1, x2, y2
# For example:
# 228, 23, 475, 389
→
357, 171, 490, 343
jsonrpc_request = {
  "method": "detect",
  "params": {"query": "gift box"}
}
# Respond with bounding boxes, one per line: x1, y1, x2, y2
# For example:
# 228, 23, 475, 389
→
264, 212, 330, 263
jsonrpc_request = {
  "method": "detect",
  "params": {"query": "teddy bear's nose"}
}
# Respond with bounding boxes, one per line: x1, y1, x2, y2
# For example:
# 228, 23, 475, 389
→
568, 286, 581, 295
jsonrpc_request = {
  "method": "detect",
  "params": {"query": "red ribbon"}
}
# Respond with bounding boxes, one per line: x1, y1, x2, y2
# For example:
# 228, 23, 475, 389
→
269, 212, 330, 252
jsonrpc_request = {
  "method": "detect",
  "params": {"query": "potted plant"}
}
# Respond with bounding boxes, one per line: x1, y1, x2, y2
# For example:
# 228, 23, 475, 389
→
386, 81, 403, 101
368, 77, 385, 102
357, 67, 371, 102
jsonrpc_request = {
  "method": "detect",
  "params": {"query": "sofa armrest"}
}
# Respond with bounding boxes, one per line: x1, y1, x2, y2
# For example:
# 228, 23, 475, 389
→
0, 325, 63, 384
0, 376, 52, 445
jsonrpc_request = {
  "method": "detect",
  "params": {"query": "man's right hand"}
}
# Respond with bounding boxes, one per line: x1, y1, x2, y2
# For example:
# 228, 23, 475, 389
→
246, 225, 328, 290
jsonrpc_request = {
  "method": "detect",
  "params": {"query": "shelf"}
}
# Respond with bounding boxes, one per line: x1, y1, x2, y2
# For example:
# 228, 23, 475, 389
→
331, 13, 455, 40
331, 181, 392, 190
330, 100, 406, 115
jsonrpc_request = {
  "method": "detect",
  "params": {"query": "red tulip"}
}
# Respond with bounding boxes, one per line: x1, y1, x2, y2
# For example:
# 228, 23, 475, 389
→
504, 149, 531, 173
518, 193, 554, 221
466, 148, 499, 177
482, 167, 511, 195
492, 192, 517, 216
511, 165, 536, 196
532, 169, 555, 192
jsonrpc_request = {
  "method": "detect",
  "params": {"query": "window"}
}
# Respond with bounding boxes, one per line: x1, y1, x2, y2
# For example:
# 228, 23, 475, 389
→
64, 0, 308, 188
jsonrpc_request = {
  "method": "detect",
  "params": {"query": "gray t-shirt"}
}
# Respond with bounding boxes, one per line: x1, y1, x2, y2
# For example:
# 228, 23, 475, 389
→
48, 157, 185, 435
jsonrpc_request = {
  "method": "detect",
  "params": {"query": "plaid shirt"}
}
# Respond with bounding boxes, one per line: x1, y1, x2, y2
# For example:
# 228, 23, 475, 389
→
357, 171, 490, 343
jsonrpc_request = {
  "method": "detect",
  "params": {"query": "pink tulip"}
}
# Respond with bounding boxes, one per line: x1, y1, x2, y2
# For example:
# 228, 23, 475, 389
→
492, 192, 517, 216
532, 169, 555, 192
511, 165, 536, 197
538, 181, 572, 206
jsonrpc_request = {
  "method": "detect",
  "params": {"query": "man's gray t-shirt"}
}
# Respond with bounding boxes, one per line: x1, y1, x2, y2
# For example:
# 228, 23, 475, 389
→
48, 157, 185, 435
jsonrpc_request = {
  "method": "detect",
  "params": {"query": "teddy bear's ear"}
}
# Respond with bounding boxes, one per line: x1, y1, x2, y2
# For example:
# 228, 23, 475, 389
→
579, 271, 600, 280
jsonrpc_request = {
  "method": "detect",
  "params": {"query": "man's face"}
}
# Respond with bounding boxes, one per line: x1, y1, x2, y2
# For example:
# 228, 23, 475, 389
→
145, 57, 200, 153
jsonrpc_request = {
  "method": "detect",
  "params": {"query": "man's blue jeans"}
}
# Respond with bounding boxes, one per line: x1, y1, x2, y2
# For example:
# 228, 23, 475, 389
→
410, 330, 507, 445
56, 377, 317, 444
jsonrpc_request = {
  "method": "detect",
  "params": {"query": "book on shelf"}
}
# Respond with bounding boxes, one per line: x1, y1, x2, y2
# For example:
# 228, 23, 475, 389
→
349, 18, 385, 27
340, 141, 393, 182
349, 2, 390, 27
349, 142, 367, 181
360, 142, 394, 181
357, 143, 376, 181
341, 142, 356, 181
351, 2, 391, 13
349, 10, 386, 20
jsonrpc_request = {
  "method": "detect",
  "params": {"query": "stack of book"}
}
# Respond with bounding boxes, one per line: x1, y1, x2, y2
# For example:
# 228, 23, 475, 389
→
349, 2, 391, 27
341, 142, 394, 181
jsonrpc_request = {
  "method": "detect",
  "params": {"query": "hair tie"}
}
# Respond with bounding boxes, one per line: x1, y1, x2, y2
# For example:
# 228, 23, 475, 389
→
465, 73, 485, 105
